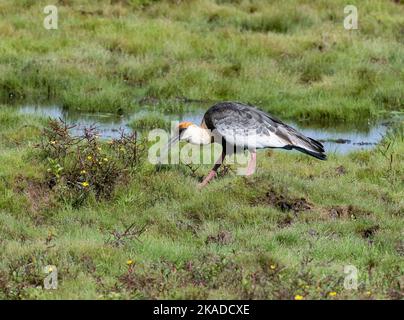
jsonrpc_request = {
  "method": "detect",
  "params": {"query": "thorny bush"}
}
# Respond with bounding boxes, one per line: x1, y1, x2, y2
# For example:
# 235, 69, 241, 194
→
39, 119, 145, 207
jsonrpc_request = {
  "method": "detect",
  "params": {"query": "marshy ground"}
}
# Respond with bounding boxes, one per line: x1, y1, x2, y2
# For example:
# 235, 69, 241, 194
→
0, 0, 403, 299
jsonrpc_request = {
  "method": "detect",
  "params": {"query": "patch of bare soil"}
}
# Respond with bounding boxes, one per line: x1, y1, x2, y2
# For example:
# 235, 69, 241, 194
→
13, 175, 54, 214
335, 165, 347, 175
395, 240, 404, 256
205, 230, 233, 245
0, 271, 9, 296
252, 188, 313, 213
277, 214, 294, 228
328, 205, 372, 220
119, 268, 158, 297
358, 225, 380, 239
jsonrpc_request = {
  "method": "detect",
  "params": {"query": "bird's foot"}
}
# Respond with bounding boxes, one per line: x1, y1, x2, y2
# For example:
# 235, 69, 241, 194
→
198, 170, 217, 188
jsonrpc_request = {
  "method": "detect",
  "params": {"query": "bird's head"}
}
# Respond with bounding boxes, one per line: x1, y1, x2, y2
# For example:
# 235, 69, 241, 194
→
164, 121, 195, 150
166, 120, 211, 148
178, 121, 195, 138
158, 120, 211, 163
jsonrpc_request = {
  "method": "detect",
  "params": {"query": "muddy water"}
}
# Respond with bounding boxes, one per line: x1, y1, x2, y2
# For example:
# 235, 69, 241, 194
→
18, 104, 392, 154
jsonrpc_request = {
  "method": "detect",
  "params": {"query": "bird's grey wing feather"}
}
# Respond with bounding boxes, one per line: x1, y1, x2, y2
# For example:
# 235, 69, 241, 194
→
204, 102, 290, 147
205, 102, 270, 130
204, 102, 325, 154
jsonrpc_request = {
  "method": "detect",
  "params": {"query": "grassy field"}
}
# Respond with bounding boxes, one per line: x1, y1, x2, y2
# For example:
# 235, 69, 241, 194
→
1, 0, 404, 121
0, 108, 402, 299
0, 0, 403, 300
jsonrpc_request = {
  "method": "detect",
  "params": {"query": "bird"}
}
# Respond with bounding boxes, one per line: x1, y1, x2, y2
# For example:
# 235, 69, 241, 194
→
166, 101, 326, 187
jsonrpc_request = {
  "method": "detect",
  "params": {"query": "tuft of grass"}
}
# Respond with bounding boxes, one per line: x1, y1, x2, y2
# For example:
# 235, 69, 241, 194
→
129, 113, 171, 130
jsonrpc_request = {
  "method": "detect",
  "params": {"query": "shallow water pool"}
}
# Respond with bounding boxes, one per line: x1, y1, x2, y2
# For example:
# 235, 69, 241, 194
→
18, 104, 394, 155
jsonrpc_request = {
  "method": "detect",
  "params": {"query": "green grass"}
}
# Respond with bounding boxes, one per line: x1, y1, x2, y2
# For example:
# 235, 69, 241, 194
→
0, 0, 403, 121
0, 0, 403, 300
129, 112, 171, 130
0, 108, 403, 299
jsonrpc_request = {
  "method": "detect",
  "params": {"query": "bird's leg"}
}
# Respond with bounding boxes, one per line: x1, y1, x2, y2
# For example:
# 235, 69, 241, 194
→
198, 151, 226, 188
245, 150, 256, 176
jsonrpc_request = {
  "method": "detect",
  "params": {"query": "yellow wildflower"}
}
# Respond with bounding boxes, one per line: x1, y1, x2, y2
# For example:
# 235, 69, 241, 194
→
80, 170, 86, 174
294, 295, 304, 300
270, 264, 276, 270
103, 158, 108, 162
50, 140, 56, 145
126, 259, 134, 266
329, 292, 337, 297
365, 291, 372, 296
81, 181, 89, 187
87, 155, 92, 160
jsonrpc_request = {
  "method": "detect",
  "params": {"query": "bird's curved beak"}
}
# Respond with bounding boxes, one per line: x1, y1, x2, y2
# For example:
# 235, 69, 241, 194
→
165, 134, 180, 150
157, 133, 180, 164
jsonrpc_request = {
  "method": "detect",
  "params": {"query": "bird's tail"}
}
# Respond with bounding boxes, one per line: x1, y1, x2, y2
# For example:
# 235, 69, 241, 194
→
293, 145, 327, 160
274, 122, 327, 160
291, 135, 326, 160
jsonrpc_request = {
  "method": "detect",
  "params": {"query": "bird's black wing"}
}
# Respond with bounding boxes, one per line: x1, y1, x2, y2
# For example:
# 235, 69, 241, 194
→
203, 101, 326, 160
204, 101, 275, 132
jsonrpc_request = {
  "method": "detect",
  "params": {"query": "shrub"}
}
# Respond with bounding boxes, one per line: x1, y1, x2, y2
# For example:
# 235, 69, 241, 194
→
39, 119, 145, 207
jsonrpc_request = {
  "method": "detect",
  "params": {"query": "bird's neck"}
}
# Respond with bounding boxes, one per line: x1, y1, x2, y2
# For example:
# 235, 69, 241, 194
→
187, 125, 212, 145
